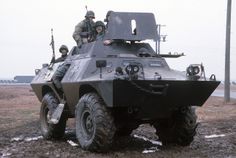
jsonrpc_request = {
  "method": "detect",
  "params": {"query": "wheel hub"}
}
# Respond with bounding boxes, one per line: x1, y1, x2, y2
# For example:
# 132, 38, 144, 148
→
82, 110, 94, 138
85, 115, 93, 132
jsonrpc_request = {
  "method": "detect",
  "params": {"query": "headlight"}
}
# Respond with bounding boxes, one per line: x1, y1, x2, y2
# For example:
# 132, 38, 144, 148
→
186, 64, 206, 81
125, 64, 139, 75
186, 65, 201, 76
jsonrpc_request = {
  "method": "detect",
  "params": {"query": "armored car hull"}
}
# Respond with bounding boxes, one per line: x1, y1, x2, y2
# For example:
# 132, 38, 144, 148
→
52, 79, 219, 119
31, 11, 220, 152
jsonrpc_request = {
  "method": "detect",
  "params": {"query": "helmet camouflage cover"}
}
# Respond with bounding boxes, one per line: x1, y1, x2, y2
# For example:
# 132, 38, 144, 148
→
95, 21, 105, 27
85, 10, 95, 18
59, 45, 69, 53
104, 10, 114, 22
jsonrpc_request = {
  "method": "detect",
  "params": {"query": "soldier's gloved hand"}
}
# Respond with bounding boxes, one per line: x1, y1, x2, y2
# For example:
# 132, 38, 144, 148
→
103, 40, 113, 45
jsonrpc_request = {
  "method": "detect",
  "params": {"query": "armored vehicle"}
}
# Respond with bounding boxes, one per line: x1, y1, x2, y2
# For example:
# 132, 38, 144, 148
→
31, 12, 220, 152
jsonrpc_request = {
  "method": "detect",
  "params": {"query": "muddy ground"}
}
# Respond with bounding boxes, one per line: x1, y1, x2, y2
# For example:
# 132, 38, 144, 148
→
0, 85, 236, 158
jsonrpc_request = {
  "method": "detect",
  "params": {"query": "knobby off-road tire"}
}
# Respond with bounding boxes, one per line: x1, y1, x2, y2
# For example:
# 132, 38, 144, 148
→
40, 92, 67, 139
154, 107, 197, 146
75, 93, 116, 152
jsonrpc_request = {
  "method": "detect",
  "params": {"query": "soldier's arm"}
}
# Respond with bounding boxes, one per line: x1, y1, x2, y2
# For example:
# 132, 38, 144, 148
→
72, 21, 84, 41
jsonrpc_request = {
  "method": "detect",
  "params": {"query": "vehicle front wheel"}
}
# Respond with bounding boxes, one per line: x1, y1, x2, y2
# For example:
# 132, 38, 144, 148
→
75, 93, 116, 152
40, 92, 67, 139
153, 107, 197, 146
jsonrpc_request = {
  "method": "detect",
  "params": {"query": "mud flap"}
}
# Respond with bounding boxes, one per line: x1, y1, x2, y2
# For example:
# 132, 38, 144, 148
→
49, 103, 65, 124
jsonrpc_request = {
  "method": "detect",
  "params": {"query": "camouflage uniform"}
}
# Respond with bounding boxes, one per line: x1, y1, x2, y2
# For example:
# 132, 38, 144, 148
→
54, 45, 69, 63
72, 11, 96, 47
54, 54, 67, 63
52, 45, 70, 93
52, 63, 70, 93
104, 10, 114, 28
95, 21, 105, 40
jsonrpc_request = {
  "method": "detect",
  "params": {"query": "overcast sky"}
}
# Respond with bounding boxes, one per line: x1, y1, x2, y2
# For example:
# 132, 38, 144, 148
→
0, 0, 235, 80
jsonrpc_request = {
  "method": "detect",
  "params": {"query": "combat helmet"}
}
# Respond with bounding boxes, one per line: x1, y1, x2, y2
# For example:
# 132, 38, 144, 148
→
59, 45, 69, 54
104, 10, 114, 22
85, 10, 95, 19
95, 21, 105, 28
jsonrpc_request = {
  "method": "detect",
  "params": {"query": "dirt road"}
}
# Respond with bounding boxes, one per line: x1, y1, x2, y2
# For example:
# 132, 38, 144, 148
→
0, 85, 236, 158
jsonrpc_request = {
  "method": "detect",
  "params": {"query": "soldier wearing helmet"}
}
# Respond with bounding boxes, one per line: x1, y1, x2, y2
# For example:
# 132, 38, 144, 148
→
54, 45, 69, 63
103, 10, 115, 45
94, 21, 105, 40
52, 45, 70, 94
72, 10, 96, 47
104, 10, 114, 28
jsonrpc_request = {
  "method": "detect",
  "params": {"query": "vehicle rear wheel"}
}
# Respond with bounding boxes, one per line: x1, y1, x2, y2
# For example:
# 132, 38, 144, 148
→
75, 93, 116, 152
40, 92, 67, 139
153, 107, 197, 146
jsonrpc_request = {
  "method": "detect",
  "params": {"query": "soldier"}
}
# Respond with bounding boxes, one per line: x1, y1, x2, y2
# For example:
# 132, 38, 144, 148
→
104, 10, 114, 28
52, 45, 70, 94
72, 10, 96, 47
94, 21, 105, 40
54, 45, 69, 63
103, 10, 114, 45
52, 63, 70, 95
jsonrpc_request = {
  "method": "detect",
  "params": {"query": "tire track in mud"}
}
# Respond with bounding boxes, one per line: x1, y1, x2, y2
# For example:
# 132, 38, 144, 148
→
1, 121, 236, 158
0, 123, 163, 158
1, 86, 236, 157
